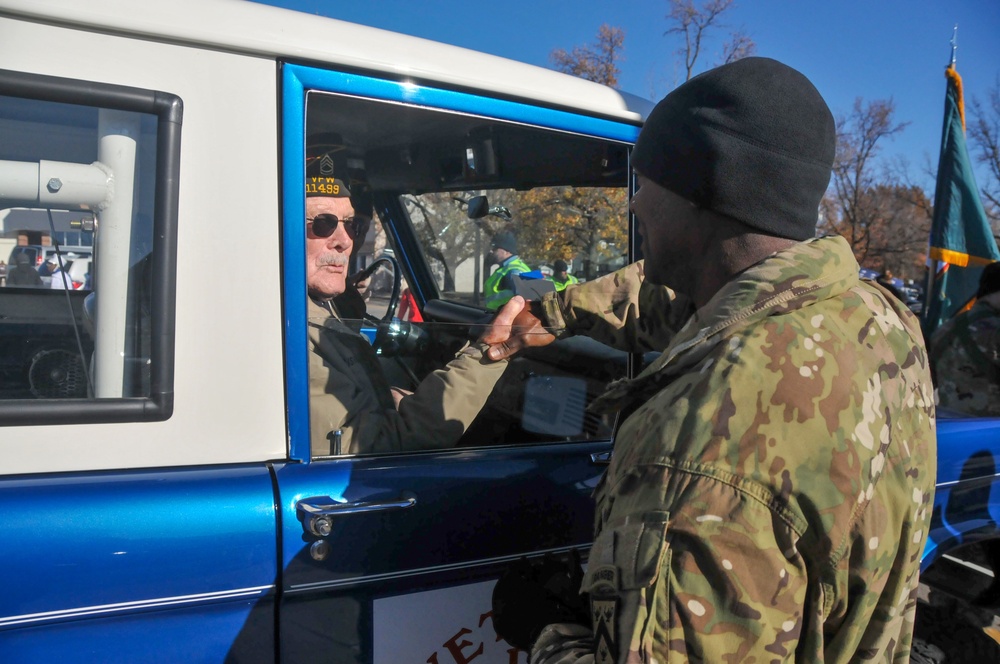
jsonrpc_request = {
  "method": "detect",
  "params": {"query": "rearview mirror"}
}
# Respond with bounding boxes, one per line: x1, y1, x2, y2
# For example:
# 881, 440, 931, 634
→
467, 195, 488, 220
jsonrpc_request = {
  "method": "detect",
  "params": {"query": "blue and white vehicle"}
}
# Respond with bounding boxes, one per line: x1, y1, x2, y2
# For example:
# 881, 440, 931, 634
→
0, 1, 997, 662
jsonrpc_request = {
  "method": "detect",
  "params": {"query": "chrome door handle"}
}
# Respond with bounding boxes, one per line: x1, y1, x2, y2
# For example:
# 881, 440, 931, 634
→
590, 451, 612, 465
297, 492, 417, 537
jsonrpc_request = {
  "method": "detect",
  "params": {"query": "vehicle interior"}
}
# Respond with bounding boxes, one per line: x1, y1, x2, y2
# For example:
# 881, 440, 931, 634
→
305, 90, 635, 454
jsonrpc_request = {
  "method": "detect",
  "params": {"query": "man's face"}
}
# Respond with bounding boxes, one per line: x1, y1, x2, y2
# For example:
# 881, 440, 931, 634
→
488, 246, 509, 266
629, 173, 705, 292
306, 196, 356, 299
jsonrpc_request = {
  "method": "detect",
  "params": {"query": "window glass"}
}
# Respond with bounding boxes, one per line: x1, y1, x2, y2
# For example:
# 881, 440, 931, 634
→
0, 93, 158, 401
303, 90, 630, 457
405, 186, 628, 308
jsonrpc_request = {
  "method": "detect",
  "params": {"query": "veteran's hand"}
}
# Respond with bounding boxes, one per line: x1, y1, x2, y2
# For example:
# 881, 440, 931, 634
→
390, 386, 412, 409
480, 296, 557, 361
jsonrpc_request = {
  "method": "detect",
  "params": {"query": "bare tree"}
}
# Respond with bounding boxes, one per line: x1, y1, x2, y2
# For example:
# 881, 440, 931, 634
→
968, 76, 1000, 225
721, 28, 756, 64
550, 24, 624, 87
864, 185, 933, 280
543, 26, 630, 279
822, 98, 909, 266
404, 193, 494, 293
665, 0, 754, 81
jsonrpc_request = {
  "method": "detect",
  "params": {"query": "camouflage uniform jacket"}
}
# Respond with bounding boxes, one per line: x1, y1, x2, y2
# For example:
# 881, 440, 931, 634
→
531, 236, 937, 663
930, 293, 1000, 416
307, 297, 507, 455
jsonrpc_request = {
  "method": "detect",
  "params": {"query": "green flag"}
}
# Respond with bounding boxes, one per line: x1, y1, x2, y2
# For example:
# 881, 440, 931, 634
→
922, 64, 999, 338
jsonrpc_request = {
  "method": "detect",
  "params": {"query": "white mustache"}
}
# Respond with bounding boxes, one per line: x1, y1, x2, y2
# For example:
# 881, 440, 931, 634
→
316, 254, 348, 268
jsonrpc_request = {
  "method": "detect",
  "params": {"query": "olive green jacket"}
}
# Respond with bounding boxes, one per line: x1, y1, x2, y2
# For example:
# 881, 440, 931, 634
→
307, 297, 507, 455
532, 236, 937, 663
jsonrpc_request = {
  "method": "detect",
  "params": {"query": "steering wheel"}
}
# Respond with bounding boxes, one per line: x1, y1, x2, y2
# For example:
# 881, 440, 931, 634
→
349, 255, 401, 325
349, 256, 414, 355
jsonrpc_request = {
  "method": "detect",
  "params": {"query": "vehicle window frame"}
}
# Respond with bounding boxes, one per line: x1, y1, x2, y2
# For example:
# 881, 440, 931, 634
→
0, 68, 181, 425
281, 62, 640, 462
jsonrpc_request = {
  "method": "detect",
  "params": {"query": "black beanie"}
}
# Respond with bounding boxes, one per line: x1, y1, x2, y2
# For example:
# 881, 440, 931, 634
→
632, 57, 835, 241
491, 231, 518, 254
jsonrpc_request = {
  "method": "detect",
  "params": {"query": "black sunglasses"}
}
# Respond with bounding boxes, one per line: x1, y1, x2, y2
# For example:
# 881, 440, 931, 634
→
307, 214, 366, 239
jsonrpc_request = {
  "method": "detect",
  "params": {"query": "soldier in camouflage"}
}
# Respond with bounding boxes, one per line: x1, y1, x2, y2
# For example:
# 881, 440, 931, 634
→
484, 57, 936, 663
931, 261, 1000, 416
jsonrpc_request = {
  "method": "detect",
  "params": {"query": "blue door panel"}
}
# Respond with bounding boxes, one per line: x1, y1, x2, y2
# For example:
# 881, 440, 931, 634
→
0, 464, 278, 661
276, 445, 601, 584
274, 443, 605, 659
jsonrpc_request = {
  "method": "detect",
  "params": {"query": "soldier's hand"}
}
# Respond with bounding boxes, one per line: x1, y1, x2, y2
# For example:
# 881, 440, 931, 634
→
491, 553, 589, 652
480, 296, 556, 361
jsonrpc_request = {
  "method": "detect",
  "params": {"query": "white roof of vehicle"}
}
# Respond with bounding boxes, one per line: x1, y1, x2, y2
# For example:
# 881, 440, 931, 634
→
0, 0, 653, 124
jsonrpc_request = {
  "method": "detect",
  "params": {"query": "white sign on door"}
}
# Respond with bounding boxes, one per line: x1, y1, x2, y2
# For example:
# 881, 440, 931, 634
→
373, 579, 528, 664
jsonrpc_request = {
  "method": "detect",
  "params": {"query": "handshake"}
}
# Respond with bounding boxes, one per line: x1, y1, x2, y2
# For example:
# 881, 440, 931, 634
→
479, 296, 557, 362
491, 551, 591, 652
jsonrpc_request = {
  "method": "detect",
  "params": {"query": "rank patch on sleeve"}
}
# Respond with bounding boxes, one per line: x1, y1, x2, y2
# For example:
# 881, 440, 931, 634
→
591, 595, 619, 664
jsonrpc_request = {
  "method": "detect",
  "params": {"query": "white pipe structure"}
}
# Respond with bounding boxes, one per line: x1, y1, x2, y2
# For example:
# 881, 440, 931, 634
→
0, 112, 138, 398
38, 160, 112, 208
93, 109, 139, 398
0, 160, 40, 200
0, 159, 111, 206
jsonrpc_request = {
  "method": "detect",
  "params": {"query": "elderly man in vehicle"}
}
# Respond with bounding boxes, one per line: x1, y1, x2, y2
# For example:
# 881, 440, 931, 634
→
305, 141, 512, 455
485, 57, 936, 663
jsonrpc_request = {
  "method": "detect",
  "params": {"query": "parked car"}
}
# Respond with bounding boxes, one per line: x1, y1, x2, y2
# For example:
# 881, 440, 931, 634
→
7, 244, 45, 267
8, 244, 92, 269
38, 251, 92, 288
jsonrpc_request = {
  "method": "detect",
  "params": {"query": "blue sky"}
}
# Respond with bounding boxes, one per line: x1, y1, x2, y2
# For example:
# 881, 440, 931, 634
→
262, 0, 999, 190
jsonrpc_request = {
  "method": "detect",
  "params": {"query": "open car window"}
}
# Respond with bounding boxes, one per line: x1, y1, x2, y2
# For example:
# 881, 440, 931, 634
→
303, 90, 632, 458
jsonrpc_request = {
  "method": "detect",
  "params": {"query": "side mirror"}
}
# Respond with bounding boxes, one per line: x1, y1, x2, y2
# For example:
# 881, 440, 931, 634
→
467, 195, 488, 220
466, 195, 512, 221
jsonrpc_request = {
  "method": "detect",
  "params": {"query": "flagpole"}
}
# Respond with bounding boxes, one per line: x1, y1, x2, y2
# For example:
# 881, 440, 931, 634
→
950, 24, 957, 66
923, 26, 959, 330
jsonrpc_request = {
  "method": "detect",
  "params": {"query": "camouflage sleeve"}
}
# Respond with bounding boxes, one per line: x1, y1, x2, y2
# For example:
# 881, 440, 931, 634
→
929, 304, 1000, 416
532, 465, 809, 664
538, 260, 692, 354
531, 623, 594, 664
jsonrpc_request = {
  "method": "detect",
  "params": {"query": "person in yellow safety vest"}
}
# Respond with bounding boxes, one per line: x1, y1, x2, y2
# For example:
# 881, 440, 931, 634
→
548, 259, 579, 291
484, 231, 531, 310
